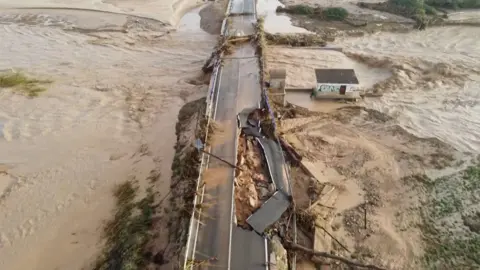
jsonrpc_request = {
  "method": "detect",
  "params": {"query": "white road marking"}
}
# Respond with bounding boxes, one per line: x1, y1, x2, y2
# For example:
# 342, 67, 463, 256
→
190, 0, 270, 268
264, 237, 269, 270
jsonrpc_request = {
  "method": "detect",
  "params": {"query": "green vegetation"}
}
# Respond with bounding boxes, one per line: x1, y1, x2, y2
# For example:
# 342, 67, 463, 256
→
265, 32, 326, 47
0, 71, 52, 97
415, 163, 480, 268
357, 0, 447, 29
423, 4, 439, 15
281, 4, 315, 15
94, 180, 155, 270
276, 5, 349, 21
323, 7, 349, 20
426, 0, 480, 9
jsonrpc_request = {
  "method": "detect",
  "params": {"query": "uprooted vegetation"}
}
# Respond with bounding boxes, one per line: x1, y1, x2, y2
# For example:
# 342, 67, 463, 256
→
202, 35, 251, 73
277, 5, 349, 21
0, 71, 52, 97
254, 17, 268, 89
93, 180, 156, 270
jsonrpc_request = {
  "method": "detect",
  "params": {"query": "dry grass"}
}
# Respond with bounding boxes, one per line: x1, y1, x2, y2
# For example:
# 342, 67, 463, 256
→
0, 71, 52, 97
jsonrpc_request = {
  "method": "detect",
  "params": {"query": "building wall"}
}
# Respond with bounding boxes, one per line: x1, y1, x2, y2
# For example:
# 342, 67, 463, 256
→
315, 83, 358, 93
270, 78, 285, 92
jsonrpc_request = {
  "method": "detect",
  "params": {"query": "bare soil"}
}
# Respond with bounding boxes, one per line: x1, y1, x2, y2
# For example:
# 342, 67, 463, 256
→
278, 105, 471, 269
234, 135, 272, 227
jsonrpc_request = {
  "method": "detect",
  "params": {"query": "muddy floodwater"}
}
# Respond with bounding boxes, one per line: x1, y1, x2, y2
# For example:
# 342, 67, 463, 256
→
277, 25, 480, 153
338, 26, 480, 153
0, 5, 214, 270
257, 0, 311, 33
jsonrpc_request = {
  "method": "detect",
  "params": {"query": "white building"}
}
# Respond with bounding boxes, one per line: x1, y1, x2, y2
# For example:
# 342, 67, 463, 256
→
313, 69, 360, 98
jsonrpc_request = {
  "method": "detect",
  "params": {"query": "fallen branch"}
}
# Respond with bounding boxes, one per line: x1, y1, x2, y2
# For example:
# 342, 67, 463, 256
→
283, 241, 387, 270
318, 225, 350, 253
279, 137, 302, 165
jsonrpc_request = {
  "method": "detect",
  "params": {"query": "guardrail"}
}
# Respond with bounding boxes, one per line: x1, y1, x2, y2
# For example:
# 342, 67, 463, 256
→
183, 1, 232, 268
183, 57, 221, 268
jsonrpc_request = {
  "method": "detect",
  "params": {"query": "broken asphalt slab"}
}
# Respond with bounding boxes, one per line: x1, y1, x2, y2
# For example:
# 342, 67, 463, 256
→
246, 190, 290, 234
256, 137, 291, 195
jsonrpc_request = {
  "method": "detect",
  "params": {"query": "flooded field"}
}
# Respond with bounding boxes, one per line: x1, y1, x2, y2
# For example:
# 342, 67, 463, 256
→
338, 26, 480, 153
257, 0, 310, 33
267, 23, 479, 153
0, 0, 204, 25
0, 5, 215, 270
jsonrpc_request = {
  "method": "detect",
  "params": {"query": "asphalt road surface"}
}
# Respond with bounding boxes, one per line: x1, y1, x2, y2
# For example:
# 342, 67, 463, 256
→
193, 42, 264, 270
230, 0, 255, 14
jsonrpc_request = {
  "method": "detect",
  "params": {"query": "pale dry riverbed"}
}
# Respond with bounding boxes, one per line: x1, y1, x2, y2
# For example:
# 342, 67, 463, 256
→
0, 3, 216, 269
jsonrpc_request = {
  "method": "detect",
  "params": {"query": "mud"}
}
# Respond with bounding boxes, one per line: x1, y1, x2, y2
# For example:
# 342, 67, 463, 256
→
279, 106, 463, 269
234, 135, 272, 228
199, 0, 227, 34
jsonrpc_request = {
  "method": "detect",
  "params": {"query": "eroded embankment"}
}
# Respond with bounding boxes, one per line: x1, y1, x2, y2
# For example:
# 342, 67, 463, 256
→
162, 98, 207, 268
91, 98, 208, 270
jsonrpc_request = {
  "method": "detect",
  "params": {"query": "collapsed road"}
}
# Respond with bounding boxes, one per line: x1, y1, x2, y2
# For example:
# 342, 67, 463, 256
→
183, 0, 293, 268
184, 0, 266, 268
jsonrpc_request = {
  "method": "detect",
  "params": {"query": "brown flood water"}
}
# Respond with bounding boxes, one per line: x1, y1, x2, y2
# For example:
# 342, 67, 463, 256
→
0, 5, 215, 270
274, 25, 480, 153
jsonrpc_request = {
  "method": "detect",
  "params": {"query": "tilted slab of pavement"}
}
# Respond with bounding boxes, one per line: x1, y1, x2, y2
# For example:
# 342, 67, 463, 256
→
256, 137, 291, 195
246, 138, 292, 234
246, 190, 291, 234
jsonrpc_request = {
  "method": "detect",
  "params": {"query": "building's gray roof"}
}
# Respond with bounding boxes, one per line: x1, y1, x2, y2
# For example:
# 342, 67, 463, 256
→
269, 69, 286, 79
315, 69, 359, 84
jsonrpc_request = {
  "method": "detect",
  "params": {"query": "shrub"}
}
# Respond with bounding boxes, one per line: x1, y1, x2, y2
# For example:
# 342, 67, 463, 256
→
276, 4, 315, 15
323, 7, 349, 20
425, 0, 480, 8
424, 4, 438, 14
